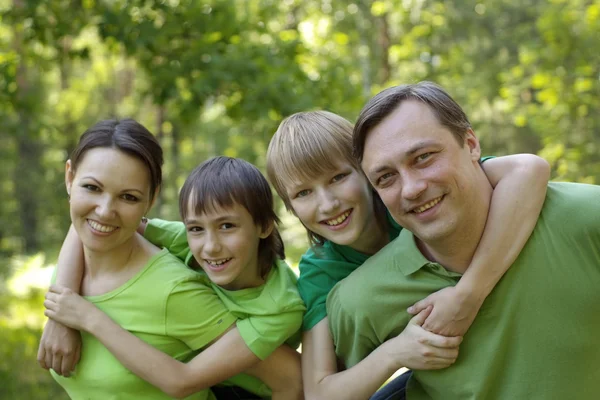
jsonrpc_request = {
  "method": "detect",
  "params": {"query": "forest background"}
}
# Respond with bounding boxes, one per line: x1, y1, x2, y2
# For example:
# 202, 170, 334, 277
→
1, 0, 598, 397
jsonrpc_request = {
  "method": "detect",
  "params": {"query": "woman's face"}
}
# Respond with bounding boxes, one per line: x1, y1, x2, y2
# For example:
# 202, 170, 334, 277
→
286, 159, 381, 253
65, 147, 153, 254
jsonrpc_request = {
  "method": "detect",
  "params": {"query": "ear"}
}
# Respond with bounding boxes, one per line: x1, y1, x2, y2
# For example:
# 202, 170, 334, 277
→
65, 160, 74, 196
464, 128, 481, 162
259, 220, 275, 239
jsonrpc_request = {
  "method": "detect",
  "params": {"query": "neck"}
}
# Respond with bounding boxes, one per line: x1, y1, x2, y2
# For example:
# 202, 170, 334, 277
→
83, 234, 141, 279
352, 213, 390, 255
417, 172, 493, 274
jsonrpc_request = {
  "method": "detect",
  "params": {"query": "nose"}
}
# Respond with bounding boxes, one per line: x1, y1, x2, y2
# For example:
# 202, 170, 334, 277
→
95, 195, 116, 219
203, 231, 222, 255
401, 170, 427, 201
317, 188, 340, 215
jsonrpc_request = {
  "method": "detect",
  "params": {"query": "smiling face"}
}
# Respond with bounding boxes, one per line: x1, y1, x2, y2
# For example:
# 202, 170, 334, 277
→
66, 147, 153, 254
361, 100, 483, 245
184, 200, 270, 291
286, 160, 386, 254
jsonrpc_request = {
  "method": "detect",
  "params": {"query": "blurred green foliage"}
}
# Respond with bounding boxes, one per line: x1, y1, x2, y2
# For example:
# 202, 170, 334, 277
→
1, 0, 598, 396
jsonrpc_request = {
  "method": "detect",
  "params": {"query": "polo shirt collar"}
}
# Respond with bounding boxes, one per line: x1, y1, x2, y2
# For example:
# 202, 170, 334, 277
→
392, 228, 434, 276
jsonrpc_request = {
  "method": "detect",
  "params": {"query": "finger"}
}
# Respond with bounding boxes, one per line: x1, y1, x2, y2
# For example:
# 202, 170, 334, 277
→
49, 285, 64, 294
37, 345, 48, 369
45, 291, 59, 302
409, 305, 433, 326
422, 357, 457, 370
43, 299, 56, 311
73, 344, 81, 368
62, 352, 75, 378
45, 349, 54, 373
407, 297, 433, 315
422, 331, 463, 349
52, 353, 63, 376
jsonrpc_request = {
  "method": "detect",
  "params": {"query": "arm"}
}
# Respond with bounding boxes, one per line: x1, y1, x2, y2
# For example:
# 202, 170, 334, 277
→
246, 345, 303, 400
301, 311, 461, 400
142, 218, 192, 263
44, 285, 261, 399
37, 225, 84, 376
409, 154, 550, 336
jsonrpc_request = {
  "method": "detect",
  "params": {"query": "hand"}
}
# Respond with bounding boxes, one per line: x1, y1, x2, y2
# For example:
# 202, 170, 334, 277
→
407, 286, 484, 336
37, 319, 81, 377
44, 285, 97, 331
385, 306, 462, 370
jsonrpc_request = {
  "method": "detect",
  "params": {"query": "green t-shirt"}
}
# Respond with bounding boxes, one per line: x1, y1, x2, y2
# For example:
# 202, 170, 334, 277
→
327, 182, 600, 400
52, 249, 236, 400
145, 219, 306, 397
297, 212, 402, 331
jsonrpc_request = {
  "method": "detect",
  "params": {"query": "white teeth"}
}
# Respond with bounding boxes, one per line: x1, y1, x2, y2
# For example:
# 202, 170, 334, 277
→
88, 220, 117, 233
205, 258, 231, 266
414, 197, 443, 213
325, 210, 351, 226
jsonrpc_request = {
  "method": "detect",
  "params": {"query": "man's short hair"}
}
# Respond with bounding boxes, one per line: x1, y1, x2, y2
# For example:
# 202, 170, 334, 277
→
353, 81, 473, 162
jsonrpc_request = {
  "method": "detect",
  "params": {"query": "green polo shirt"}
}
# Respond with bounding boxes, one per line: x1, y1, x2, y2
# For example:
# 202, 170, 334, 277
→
327, 182, 600, 400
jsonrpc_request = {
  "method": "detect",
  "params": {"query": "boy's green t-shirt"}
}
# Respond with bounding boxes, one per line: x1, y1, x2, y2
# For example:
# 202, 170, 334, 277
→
51, 249, 236, 400
144, 219, 306, 397
297, 212, 402, 331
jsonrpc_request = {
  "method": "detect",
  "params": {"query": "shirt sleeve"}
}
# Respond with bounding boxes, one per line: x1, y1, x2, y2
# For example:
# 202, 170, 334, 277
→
236, 307, 304, 360
165, 277, 237, 350
144, 219, 194, 266
297, 258, 335, 331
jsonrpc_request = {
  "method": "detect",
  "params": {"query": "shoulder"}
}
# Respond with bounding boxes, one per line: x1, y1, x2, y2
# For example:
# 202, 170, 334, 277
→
265, 260, 305, 310
542, 182, 600, 225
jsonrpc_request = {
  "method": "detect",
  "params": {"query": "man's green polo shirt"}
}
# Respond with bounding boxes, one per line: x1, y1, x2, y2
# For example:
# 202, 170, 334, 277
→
326, 182, 600, 400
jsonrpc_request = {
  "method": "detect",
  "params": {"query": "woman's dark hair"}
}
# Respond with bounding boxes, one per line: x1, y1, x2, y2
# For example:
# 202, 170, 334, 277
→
179, 156, 285, 277
70, 119, 163, 201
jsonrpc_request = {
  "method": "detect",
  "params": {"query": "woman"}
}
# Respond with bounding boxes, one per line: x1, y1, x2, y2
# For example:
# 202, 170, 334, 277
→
40, 119, 299, 400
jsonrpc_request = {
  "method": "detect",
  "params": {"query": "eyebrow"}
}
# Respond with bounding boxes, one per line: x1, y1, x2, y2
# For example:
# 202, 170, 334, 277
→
185, 214, 240, 225
80, 176, 146, 196
368, 140, 439, 176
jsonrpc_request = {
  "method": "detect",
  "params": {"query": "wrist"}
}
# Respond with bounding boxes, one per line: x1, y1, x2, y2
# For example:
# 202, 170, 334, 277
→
456, 279, 487, 306
379, 339, 405, 372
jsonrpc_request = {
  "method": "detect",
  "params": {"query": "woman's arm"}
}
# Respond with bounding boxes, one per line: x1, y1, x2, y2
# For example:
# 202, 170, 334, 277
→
409, 154, 551, 336
37, 225, 84, 376
301, 310, 461, 400
44, 285, 261, 399
246, 345, 303, 400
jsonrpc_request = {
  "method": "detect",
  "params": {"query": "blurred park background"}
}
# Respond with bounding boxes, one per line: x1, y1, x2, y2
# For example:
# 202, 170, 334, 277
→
0, 0, 598, 397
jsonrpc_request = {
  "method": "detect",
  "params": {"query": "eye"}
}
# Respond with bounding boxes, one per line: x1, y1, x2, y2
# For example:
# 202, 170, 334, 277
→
331, 173, 348, 183
219, 222, 235, 230
295, 189, 311, 198
187, 226, 204, 233
416, 152, 433, 162
122, 194, 140, 202
82, 184, 100, 192
376, 172, 395, 187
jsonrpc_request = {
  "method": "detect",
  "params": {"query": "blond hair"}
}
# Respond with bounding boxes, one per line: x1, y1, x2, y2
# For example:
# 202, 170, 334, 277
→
266, 111, 361, 245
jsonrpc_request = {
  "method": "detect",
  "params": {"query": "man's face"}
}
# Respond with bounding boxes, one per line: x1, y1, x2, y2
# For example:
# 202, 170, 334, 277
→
361, 100, 482, 244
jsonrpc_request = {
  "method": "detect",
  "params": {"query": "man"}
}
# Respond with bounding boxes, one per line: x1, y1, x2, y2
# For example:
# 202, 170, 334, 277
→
326, 81, 600, 399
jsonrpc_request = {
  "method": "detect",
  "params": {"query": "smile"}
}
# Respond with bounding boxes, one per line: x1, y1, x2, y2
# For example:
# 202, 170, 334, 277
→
87, 219, 118, 233
413, 196, 443, 214
323, 210, 352, 226
205, 258, 232, 266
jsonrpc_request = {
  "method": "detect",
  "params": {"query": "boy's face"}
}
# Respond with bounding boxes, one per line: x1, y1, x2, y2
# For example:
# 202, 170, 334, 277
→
184, 200, 269, 290
285, 160, 383, 253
